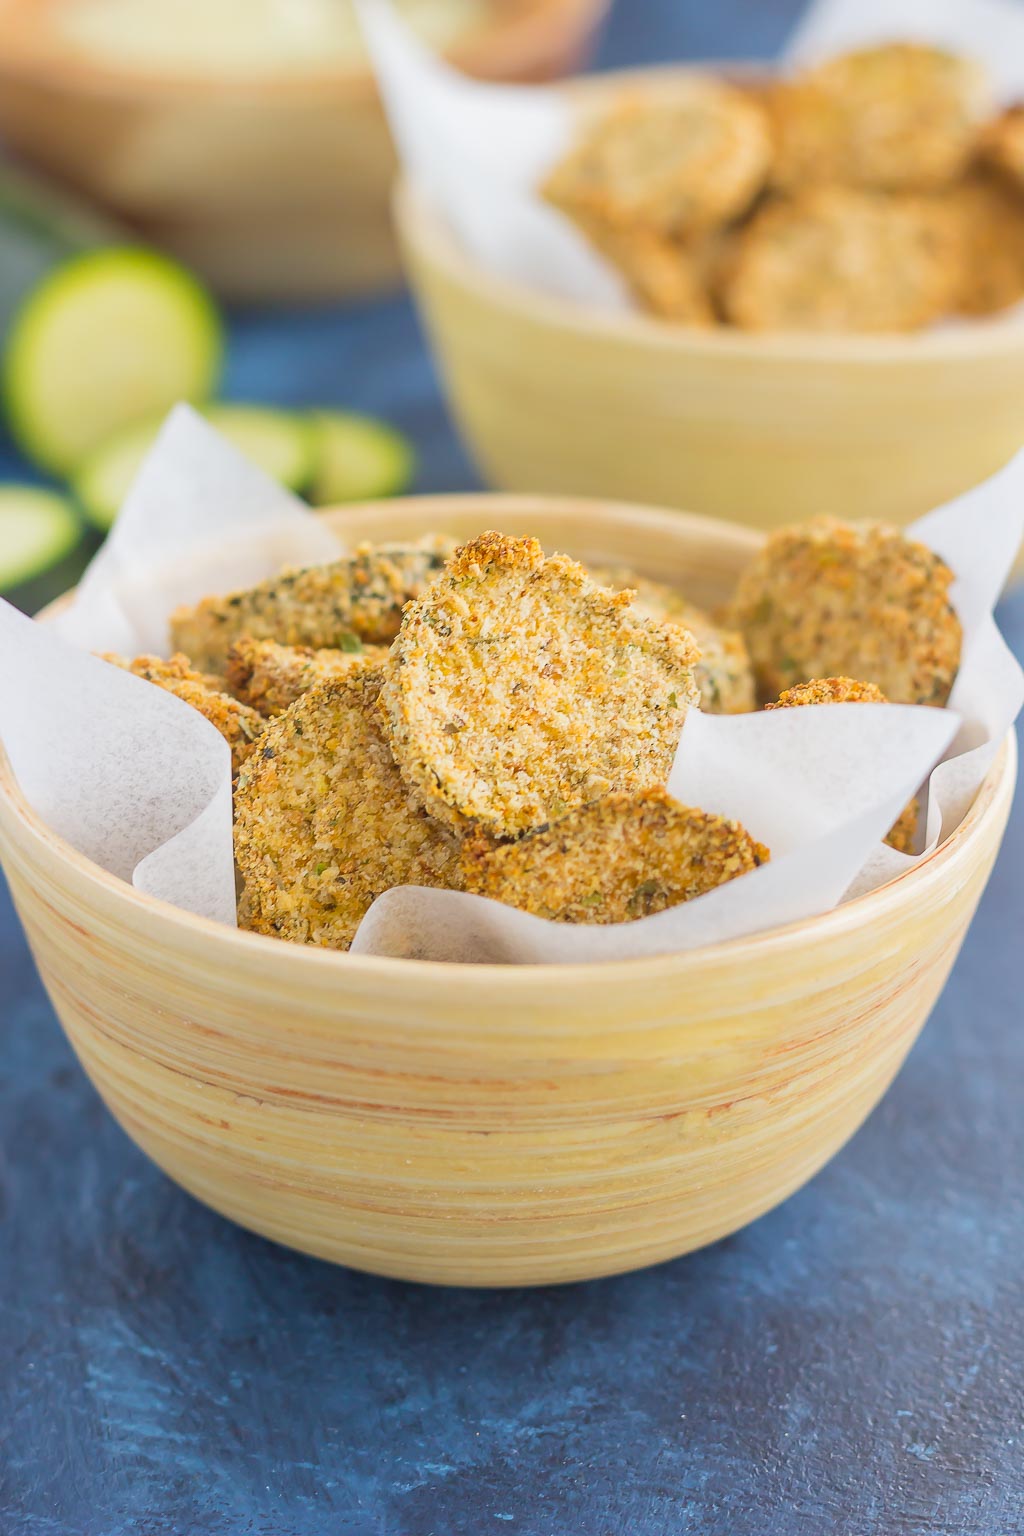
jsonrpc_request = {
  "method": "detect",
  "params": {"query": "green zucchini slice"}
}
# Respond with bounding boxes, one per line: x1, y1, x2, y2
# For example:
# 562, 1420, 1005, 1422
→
0, 485, 81, 594
308, 411, 415, 505
4, 246, 223, 475
73, 403, 314, 531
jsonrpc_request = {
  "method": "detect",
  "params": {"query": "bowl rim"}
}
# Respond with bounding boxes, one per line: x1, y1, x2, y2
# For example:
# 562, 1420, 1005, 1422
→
0, 490, 1015, 991
0, 0, 609, 100
395, 172, 1024, 364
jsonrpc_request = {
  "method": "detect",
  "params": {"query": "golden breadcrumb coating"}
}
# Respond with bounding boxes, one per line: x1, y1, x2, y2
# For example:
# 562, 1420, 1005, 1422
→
802, 43, 987, 191
169, 535, 456, 673
766, 675, 921, 852
941, 173, 1024, 316
726, 520, 962, 706
766, 676, 887, 707
721, 187, 961, 332
542, 81, 771, 237
380, 532, 701, 840
461, 787, 769, 924
226, 635, 387, 717
103, 653, 266, 776
979, 103, 1024, 190
234, 670, 463, 951
882, 797, 922, 856
588, 566, 755, 714
577, 220, 716, 324
759, 77, 854, 191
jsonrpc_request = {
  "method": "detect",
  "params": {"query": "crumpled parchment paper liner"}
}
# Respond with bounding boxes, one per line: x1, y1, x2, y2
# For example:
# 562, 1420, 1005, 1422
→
355, 0, 1024, 328
787, 0, 1024, 99
1, 406, 1019, 965
0, 407, 341, 928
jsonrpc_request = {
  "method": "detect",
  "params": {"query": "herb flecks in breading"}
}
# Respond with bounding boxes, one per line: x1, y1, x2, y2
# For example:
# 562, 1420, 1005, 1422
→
234, 670, 463, 951
226, 636, 387, 718
589, 565, 755, 715
381, 532, 701, 840
726, 518, 962, 706
170, 535, 455, 672
461, 787, 768, 924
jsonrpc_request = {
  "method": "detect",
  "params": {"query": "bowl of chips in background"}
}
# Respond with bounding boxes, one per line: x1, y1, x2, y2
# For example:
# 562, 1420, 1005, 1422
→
396, 49, 1024, 537
0, 492, 1014, 1287
0, 0, 610, 302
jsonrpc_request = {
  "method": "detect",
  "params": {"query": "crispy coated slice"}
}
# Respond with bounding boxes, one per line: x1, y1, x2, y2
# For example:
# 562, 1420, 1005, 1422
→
979, 103, 1024, 190
766, 676, 887, 708
103, 653, 266, 775
542, 81, 771, 237
721, 187, 960, 332
760, 77, 855, 190
941, 173, 1024, 316
725, 519, 962, 706
380, 532, 701, 840
766, 676, 921, 853
578, 220, 716, 324
234, 670, 463, 951
461, 787, 769, 924
169, 535, 456, 673
589, 566, 755, 714
226, 635, 388, 717
802, 43, 987, 191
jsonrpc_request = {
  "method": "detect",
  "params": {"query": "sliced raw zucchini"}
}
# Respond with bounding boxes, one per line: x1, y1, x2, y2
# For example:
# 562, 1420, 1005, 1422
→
205, 403, 315, 494
0, 485, 81, 594
72, 404, 315, 531
308, 411, 415, 505
4, 245, 223, 475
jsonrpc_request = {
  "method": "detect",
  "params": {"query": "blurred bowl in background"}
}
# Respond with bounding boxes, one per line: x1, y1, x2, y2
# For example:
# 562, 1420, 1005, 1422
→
0, 0, 610, 303
394, 61, 1024, 541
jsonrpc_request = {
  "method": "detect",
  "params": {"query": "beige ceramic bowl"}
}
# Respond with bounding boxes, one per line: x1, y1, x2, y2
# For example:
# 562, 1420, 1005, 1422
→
0, 494, 1014, 1287
0, 0, 609, 301
395, 66, 1024, 532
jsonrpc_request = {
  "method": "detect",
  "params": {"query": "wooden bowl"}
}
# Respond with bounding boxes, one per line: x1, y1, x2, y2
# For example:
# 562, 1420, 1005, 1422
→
395, 71, 1024, 531
0, 494, 1014, 1287
0, 0, 609, 302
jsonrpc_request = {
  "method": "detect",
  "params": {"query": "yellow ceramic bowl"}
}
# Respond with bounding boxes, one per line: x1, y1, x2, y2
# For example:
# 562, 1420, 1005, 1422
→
0, 0, 609, 302
0, 495, 1014, 1287
395, 71, 1024, 531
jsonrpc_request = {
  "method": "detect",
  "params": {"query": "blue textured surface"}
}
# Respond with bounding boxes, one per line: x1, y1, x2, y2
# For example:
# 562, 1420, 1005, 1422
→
3, 3, 1024, 1532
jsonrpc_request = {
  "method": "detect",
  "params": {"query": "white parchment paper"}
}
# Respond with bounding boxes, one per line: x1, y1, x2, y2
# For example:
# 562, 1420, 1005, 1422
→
355, 0, 1024, 322
0, 406, 1020, 964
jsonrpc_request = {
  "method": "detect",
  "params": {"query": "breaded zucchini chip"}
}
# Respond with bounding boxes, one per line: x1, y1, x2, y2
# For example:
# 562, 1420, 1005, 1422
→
759, 78, 854, 191
726, 520, 962, 706
234, 670, 463, 951
590, 566, 755, 714
542, 81, 771, 237
461, 787, 769, 924
380, 533, 701, 840
979, 103, 1024, 190
766, 676, 920, 853
226, 635, 387, 717
170, 535, 455, 673
942, 173, 1024, 317
577, 221, 716, 324
103, 653, 265, 776
721, 187, 960, 332
765, 676, 887, 707
803, 43, 987, 191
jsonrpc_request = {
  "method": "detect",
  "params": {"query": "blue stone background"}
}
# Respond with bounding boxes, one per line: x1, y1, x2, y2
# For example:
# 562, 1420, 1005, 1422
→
3, 2, 1024, 1531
